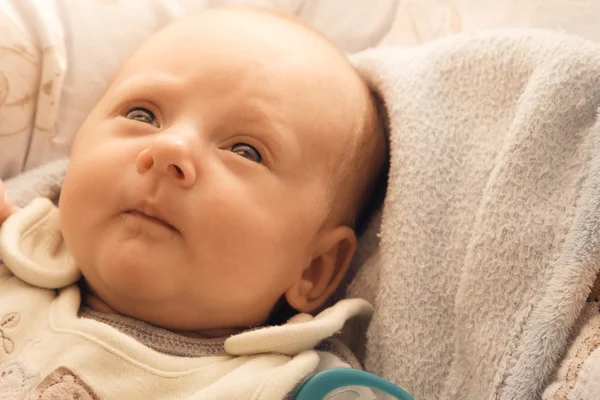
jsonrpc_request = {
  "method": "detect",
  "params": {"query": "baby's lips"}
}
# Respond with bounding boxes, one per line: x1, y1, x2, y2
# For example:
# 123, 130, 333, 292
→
129, 196, 183, 235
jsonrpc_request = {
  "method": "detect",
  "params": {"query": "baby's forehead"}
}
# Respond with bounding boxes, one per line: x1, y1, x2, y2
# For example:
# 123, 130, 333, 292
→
112, 14, 338, 91
106, 9, 372, 158
135, 9, 335, 59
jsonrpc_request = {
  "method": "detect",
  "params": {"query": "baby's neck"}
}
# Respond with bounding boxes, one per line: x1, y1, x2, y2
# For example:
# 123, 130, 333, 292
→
79, 281, 241, 339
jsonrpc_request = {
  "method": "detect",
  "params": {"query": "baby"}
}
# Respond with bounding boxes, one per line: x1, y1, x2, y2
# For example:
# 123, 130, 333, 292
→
0, 7, 386, 400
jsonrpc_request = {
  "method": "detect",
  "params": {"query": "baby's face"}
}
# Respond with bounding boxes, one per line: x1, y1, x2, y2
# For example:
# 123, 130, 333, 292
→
59, 10, 370, 333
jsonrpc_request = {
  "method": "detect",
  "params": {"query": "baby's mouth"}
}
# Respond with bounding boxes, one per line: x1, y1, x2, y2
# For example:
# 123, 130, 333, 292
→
124, 210, 179, 233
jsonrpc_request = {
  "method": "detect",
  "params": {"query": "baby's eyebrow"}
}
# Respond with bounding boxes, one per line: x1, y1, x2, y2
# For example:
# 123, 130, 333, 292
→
232, 103, 291, 162
110, 75, 187, 99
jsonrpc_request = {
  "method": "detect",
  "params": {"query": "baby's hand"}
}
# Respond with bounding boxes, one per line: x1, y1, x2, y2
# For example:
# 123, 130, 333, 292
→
0, 180, 18, 226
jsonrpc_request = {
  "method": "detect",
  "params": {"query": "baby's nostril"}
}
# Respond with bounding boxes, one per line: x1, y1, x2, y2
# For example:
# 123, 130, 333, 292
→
172, 165, 184, 178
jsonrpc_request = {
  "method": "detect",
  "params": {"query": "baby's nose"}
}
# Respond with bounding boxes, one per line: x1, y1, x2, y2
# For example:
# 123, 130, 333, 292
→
136, 134, 196, 187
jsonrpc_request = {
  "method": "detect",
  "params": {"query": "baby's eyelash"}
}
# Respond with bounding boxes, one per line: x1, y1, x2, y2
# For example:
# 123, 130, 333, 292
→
230, 143, 262, 164
125, 107, 160, 128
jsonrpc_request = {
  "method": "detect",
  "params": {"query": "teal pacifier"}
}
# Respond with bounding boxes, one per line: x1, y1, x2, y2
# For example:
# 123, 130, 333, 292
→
294, 368, 414, 400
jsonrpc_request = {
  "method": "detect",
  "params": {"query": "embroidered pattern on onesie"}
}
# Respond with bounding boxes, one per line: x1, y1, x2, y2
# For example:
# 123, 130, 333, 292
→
0, 359, 40, 400
28, 367, 101, 400
0, 312, 20, 354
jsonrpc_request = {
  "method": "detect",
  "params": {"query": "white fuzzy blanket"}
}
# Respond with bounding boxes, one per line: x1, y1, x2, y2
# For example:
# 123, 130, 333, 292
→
346, 29, 600, 399
7, 29, 600, 400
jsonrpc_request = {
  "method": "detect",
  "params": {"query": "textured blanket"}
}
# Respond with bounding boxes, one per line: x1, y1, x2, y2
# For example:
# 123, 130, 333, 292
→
4, 158, 68, 207
346, 30, 600, 399
6, 29, 600, 400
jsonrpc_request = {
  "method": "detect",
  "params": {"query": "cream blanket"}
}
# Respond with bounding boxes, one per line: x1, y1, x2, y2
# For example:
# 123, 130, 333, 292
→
345, 30, 600, 399
7, 29, 600, 400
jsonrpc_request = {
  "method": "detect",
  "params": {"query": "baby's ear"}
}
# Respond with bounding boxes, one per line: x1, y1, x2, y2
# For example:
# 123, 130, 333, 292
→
285, 226, 356, 313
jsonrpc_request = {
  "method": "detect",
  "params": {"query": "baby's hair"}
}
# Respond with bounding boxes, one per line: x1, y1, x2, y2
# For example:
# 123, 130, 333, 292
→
332, 88, 389, 237
352, 93, 389, 236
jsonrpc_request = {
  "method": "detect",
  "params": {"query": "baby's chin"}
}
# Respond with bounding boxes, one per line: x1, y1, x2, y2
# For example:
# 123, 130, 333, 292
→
92, 233, 184, 299
80, 276, 190, 329
82, 281, 247, 337
74, 255, 181, 331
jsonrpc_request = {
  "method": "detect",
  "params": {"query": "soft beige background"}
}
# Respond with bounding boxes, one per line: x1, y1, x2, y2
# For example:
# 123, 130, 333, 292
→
380, 0, 600, 46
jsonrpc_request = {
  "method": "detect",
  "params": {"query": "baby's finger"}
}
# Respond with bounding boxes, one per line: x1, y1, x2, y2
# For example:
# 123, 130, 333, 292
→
0, 181, 13, 223
0, 180, 5, 205
0, 182, 7, 220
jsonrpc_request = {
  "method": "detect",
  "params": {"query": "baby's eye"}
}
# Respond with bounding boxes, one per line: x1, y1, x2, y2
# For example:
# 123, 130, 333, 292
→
125, 107, 159, 127
230, 143, 262, 164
